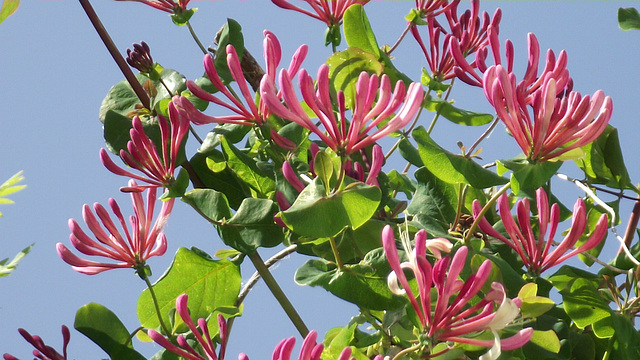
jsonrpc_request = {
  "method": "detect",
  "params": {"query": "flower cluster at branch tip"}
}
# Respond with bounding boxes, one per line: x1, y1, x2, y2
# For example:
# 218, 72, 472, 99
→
483, 63, 612, 162
175, 30, 308, 127
382, 225, 533, 359
56, 180, 174, 275
270, 0, 370, 27
126, 41, 154, 74
3, 325, 69, 360
148, 294, 228, 360
261, 64, 424, 156
411, 0, 501, 81
101, 100, 189, 192
473, 188, 608, 276
116, 0, 190, 14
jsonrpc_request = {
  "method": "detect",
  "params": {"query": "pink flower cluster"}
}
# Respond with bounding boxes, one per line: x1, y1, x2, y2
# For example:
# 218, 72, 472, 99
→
270, 0, 370, 27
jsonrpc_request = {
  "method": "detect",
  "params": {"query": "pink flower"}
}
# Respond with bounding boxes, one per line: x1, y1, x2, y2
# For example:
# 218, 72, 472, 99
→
482, 64, 612, 161
270, 0, 370, 27
100, 101, 189, 192
414, 0, 455, 19
57, 181, 174, 275
452, 30, 571, 97
115, 0, 190, 14
411, 0, 501, 81
473, 188, 608, 275
148, 294, 228, 360
261, 64, 424, 155
382, 225, 532, 359
3, 325, 70, 360
176, 31, 308, 127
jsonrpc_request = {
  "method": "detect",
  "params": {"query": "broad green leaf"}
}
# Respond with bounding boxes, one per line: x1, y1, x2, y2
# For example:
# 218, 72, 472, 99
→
220, 136, 275, 197
530, 330, 561, 354
314, 150, 335, 189
0, 243, 32, 278
296, 249, 406, 311
326, 47, 384, 108
386, 170, 416, 199
217, 198, 283, 253
214, 18, 244, 84
575, 126, 633, 190
549, 265, 600, 293
137, 248, 241, 331
182, 188, 232, 223
561, 278, 613, 338
497, 157, 562, 194
518, 283, 555, 319
413, 126, 507, 188
607, 314, 640, 359
398, 138, 423, 168
280, 177, 381, 238
619, 7, 640, 31
0, 0, 18, 25
343, 4, 380, 57
406, 167, 457, 238
190, 151, 248, 210
75, 303, 146, 360
424, 96, 493, 126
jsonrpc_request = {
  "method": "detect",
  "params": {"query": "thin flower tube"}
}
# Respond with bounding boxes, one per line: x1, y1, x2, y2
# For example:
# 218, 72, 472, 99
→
261, 64, 424, 156
148, 294, 228, 360
115, 0, 190, 14
3, 326, 70, 360
483, 64, 612, 161
100, 101, 189, 192
56, 180, 174, 275
473, 188, 608, 275
382, 225, 533, 359
176, 30, 308, 127
270, 0, 370, 27
411, 0, 501, 81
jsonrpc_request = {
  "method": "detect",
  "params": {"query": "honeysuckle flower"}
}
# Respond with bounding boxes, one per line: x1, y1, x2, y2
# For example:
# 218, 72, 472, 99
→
414, 0, 455, 19
452, 29, 571, 99
270, 0, 370, 27
100, 101, 189, 192
116, 0, 190, 14
148, 294, 228, 360
382, 225, 532, 358
261, 64, 424, 156
483, 64, 612, 161
176, 30, 308, 127
411, 0, 500, 81
56, 181, 174, 275
473, 188, 608, 276
3, 325, 70, 360
126, 41, 154, 73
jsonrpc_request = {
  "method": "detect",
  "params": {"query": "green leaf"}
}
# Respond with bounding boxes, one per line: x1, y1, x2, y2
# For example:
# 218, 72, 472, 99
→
295, 248, 406, 311
561, 278, 613, 338
217, 198, 284, 253
137, 248, 241, 331
343, 4, 380, 57
314, 150, 335, 189
190, 150, 249, 210
214, 18, 244, 84
0, 170, 25, 216
182, 188, 232, 223
406, 167, 457, 237
575, 126, 633, 190
75, 303, 146, 360
530, 330, 561, 354
220, 136, 276, 198
326, 47, 384, 108
170, 8, 195, 26
619, 7, 640, 31
413, 126, 507, 188
0, 0, 18, 25
280, 177, 381, 238
497, 157, 562, 194
548, 265, 600, 293
518, 283, 555, 319
0, 243, 32, 278
398, 138, 423, 168
424, 96, 493, 126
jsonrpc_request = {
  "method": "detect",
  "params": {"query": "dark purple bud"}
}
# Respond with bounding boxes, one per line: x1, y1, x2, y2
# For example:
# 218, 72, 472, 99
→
126, 41, 154, 73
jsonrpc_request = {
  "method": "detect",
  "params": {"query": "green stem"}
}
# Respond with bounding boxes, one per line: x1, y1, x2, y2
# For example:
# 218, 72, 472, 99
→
329, 236, 344, 269
426, 79, 455, 135
141, 274, 172, 336
247, 251, 310, 337
463, 182, 511, 243
187, 21, 208, 55
450, 183, 468, 232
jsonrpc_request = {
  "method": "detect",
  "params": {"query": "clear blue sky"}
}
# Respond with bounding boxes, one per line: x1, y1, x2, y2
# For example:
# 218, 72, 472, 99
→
1, 1, 639, 358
